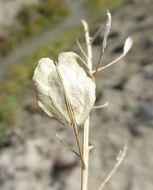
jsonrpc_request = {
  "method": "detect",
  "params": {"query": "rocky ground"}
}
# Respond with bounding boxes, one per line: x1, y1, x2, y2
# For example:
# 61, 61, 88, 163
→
0, 0, 153, 190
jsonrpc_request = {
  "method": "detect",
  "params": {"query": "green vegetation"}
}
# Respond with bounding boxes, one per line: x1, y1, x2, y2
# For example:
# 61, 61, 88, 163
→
0, 0, 68, 56
120, 73, 130, 84
0, 27, 82, 129
96, 86, 104, 102
86, 0, 131, 20
0, 124, 12, 148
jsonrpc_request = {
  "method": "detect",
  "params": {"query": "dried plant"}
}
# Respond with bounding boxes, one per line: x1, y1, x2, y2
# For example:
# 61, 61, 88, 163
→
33, 11, 133, 190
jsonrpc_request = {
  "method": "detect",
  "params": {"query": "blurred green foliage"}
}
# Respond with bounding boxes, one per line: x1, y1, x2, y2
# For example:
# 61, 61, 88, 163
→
120, 73, 130, 84
0, 28, 82, 128
96, 85, 104, 102
0, 0, 68, 56
86, 0, 131, 20
0, 124, 12, 148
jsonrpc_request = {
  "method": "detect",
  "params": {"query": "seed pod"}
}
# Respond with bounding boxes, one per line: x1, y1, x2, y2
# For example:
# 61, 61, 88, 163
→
33, 52, 96, 126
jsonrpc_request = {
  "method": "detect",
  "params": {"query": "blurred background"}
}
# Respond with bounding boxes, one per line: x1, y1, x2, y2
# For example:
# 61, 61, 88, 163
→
0, 0, 153, 189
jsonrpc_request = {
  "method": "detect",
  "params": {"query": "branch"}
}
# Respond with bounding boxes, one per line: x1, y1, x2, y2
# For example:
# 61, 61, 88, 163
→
81, 20, 92, 70
97, 144, 128, 190
93, 37, 133, 74
91, 24, 104, 45
93, 101, 109, 110
94, 11, 112, 77
76, 39, 88, 60
56, 133, 80, 158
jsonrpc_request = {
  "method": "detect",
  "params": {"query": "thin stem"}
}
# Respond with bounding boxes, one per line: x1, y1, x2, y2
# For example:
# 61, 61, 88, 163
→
76, 39, 88, 60
82, 118, 90, 190
91, 24, 104, 45
94, 47, 104, 77
81, 19, 92, 190
56, 133, 80, 158
93, 101, 109, 110
72, 118, 86, 169
93, 53, 125, 74
97, 144, 127, 190
55, 64, 85, 169
94, 11, 112, 77
82, 20, 92, 70
92, 36, 133, 74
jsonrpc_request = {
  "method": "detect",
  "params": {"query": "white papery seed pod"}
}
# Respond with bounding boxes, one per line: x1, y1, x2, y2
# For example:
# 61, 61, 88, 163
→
33, 52, 96, 127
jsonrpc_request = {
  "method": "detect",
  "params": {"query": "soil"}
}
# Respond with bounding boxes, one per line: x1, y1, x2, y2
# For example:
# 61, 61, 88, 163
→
0, 0, 153, 190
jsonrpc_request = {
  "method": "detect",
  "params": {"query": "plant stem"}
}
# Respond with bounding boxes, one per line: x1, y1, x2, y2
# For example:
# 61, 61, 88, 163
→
94, 47, 104, 77
81, 117, 90, 190
81, 19, 92, 190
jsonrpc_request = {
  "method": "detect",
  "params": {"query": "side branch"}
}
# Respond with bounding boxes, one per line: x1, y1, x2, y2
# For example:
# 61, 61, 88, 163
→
93, 101, 109, 110
76, 39, 88, 60
81, 20, 92, 70
56, 133, 80, 158
97, 144, 128, 190
93, 37, 133, 74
